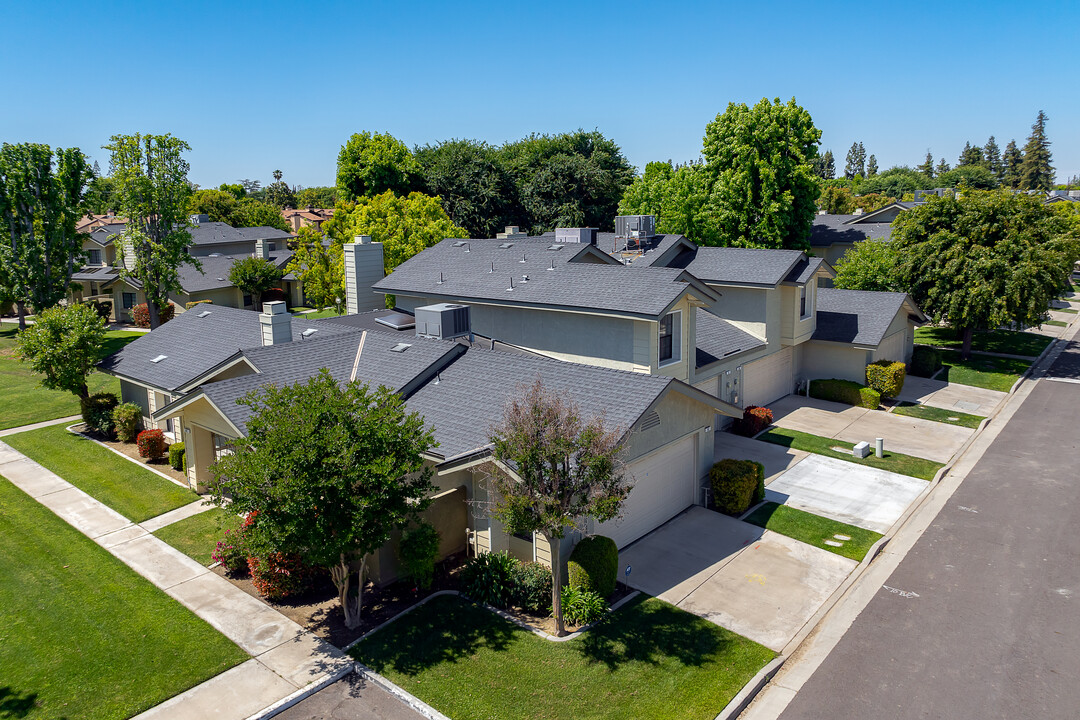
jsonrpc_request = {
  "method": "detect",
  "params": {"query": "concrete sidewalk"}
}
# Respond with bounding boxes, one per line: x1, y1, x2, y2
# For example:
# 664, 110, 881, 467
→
0, 439, 354, 720
0, 414, 80, 437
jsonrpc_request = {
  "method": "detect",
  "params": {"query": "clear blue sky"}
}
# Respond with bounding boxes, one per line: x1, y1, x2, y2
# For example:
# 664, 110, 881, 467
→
2, 0, 1077, 189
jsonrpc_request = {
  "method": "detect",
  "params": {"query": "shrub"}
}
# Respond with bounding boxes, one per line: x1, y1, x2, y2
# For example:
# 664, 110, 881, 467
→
248, 552, 318, 599
512, 561, 553, 615
169, 441, 186, 472
212, 525, 248, 574
567, 535, 618, 598
185, 299, 213, 310
560, 586, 607, 626
909, 346, 942, 378
398, 522, 440, 590
809, 378, 880, 409
132, 302, 175, 328
80, 392, 118, 436
261, 287, 287, 305
866, 360, 906, 398
733, 405, 773, 437
460, 552, 518, 608
710, 458, 765, 516
90, 299, 113, 321
112, 402, 142, 443
136, 429, 166, 459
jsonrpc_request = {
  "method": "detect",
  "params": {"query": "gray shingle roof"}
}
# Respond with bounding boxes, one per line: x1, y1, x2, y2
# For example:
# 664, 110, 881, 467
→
660, 247, 806, 287
695, 310, 765, 367
72, 266, 119, 282
809, 214, 893, 248
783, 256, 827, 284
375, 237, 706, 318
813, 288, 911, 347
178, 250, 294, 293
98, 304, 356, 391
186, 222, 293, 247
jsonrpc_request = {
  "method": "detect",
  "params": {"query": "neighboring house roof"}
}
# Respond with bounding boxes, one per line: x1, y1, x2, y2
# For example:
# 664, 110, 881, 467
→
813, 288, 926, 347
97, 304, 355, 392
847, 201, 919, 224
72, 266, 120, 283
809, 214, 894, 247
282, 208, 334, 220
695, 310, 765, 368
177, 249, 294, 294
659, 246, 806, 287
375, 237, 716, 318
784, 256, 831, 284
186, 221, 293, 248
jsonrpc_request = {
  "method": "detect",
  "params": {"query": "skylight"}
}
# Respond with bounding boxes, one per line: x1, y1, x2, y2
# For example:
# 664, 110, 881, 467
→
150, 355, 167, 363
498, 242, 514, 249
452, 241, 468, 247
301, 328, 318, 338
197, 310, 212, 318
547, 244, 563, 251
390, 343, 411, 353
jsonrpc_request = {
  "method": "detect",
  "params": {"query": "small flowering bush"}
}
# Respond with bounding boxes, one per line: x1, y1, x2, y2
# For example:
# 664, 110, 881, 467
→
733, 405, 773, 437
136, 429, 166, 459
247, 552, 318, 599
212, 527, 249, 574
132, 302, 174, 328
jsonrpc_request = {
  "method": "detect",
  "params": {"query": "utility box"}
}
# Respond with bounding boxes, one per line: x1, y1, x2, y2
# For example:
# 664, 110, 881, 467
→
554, 227, 598, 245
853, 441, 871, 459
415, 303, 471, 340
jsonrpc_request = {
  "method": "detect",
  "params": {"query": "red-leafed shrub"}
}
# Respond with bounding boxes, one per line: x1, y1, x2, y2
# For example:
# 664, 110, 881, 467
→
247, 552, 318, 599
733, 405, 773, 437
261, 287, 287, 304
136, 429, 167, 459
132, 302, 175, 328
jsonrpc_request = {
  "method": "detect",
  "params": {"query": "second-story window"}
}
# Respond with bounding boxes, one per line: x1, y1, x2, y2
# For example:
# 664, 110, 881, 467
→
88, 248, 102, 265
800, 285, 808, 319
659, 311, 681, 365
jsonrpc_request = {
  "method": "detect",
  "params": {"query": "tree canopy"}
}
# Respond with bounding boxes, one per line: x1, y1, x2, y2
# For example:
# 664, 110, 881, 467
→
228, 256, 283, 310
1019, 110, 1054, 192
15, 302, 106, 399
618, 161, 712, 240
833, 239, 903, 292
286, 226, 344, 313
0, 142, 93, 329
336, 131, 421, 201
209, 369, 436, 628
188, 189, 290, 232
295, 186, 338, 209
415, 139, 518, 238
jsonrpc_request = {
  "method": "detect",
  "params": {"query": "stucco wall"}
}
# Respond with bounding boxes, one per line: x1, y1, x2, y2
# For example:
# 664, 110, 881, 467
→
803, 341, 871, 385
622, 390, 715, 482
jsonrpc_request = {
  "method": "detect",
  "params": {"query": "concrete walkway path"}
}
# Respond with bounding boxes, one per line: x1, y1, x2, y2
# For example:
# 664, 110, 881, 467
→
0, 439, 354, 720
0, 414, 80, 437
141, 497, 216, 532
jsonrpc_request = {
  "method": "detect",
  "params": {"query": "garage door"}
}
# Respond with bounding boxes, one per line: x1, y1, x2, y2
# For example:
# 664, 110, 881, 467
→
875, 330, 908, 364
595, 434, 696, 548
743, 347, 794, 407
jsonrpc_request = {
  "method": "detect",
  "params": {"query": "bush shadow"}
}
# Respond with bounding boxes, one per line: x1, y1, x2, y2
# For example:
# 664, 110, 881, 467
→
0, 686, 40, 719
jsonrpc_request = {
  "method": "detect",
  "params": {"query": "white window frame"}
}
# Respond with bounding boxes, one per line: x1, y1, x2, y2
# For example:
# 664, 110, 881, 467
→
658, 310, 682, 367
799, 285, 810, 319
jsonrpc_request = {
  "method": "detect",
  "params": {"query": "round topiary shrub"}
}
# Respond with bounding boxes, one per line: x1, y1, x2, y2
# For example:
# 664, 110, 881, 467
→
136, 429, 166, 460
866, 360, 906, 398
710, 458, 765, 516
567, 535, 618, 598
168, 441, 186, 472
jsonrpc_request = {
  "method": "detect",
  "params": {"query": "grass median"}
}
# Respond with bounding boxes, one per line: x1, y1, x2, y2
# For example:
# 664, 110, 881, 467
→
154, 507, 242, 566
892, 402, 985, 429
743, 502, 882, 562
758, 427, 942, 481
936, 350, 1030, 392
913, 327, 1050, 357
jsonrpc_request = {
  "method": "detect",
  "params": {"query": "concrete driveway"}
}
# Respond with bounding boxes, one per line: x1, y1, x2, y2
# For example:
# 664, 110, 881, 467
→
897, 376, 1007, 416
764, 454, 928, 534
620, 507, 856, 652
713, 430, 807, 486
770, 395, 972, 463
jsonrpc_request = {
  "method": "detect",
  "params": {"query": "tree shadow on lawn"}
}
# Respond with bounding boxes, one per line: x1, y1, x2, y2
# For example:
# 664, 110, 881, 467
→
575, 596, 733, 671
353, 595, 516, 677
0, 686, 41, 719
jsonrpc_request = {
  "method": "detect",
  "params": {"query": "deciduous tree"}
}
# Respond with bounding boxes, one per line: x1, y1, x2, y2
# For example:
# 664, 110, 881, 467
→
106, 133, 198, 329
285, 226, 344, 313
228, 256, 283, 310
295, 186, 337, 208
482, 378, 628, 636
833, 239, 902, 292
415, 139, 518, 238
209, 370, 436, 629
15, 302, 106, 399
0, 143, 93, 329
618, 161, 712, 241
264, 170, 296, 209
336, 131, 420, 200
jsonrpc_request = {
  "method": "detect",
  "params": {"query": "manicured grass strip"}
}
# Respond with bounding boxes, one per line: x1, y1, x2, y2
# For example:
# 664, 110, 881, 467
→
913, 326, 1050, 357
937, 349, 1030, 393
0, 327, 143, 431
4, 424, 198, 522
892, 402, 985, 429
743, 502, 882, 562
1045, 320, 1068, 327
0, 476, 247, 720
154, 507, 242, 566
1055, 307, 1079, 314
758, 427, 942, 481
295, 308, 343, 319
352, 594, 774, 720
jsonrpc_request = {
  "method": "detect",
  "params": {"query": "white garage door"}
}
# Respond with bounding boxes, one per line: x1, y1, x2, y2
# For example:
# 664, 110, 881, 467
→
595, 434, 696, 548
875, 330, 908, 364
743, 347, 794, 407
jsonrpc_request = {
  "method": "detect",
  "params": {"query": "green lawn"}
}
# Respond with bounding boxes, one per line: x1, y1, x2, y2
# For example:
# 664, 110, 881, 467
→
892, 402, 985, 429
154, 507, 242, 566
758, 427, 942, 481
294, 307, 343, 319
0, 476, 247, 720
913, 326, 1051, 357
352, 594, 774, 720
1055, 307, 1079, 314
1045, 320, 1068, 327
742, 502, 882, 562
4, 424, 198, 522
937, 350, 1030, 392
0, 327, 143, 431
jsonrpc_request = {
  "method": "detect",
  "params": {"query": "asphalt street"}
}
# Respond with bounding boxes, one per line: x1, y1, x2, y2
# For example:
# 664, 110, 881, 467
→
778, 341, 1080, 719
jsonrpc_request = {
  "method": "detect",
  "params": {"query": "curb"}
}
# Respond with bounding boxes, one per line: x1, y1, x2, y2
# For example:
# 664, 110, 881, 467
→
250, 663, 357, 720
355, 665, 452, 720
715, 656, 786, 720
65, 424, 191, 490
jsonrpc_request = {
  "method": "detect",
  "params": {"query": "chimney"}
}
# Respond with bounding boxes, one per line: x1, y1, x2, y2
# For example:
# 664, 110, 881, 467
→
259, 301, 292, 346
853, 207, 864, 215
255, 238, 270, 260
344, 235, 385, 314
496, 225, 528, 240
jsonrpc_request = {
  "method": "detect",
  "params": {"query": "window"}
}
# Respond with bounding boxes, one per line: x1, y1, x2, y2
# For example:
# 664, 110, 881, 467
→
212, 433, 233, 461
243, 294, 253, 306
87, 248, 102, 265
658, 311, 681, 365
799, 285, 808, 319
122, 292, 137, 310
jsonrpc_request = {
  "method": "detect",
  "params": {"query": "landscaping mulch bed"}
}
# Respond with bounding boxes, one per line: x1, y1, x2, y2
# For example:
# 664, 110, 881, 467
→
499, 582, 634, 637
74, 424, 189, 486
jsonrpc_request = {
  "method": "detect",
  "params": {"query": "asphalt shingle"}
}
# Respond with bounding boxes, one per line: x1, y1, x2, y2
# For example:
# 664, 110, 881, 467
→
661, 246, 806, 286
695, 310, 766, 367
809, 214, 893, 248
813, 288, 910, 347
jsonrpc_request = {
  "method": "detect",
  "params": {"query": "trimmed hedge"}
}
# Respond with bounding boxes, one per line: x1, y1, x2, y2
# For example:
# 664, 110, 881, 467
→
733, 405, 773, 437
866, 360, 906, 398
136, 429, 166, 460
184, 299, 213, 310
169, 442, 186, 472
810, 378, 880, 409
567, 535, 618, 598
399, 522, 440, 590
132, 302, 175, 328
909, 346, 942, 377
81, 392, 119, 436
112, 402, 142, 443
710, 459, 765, 516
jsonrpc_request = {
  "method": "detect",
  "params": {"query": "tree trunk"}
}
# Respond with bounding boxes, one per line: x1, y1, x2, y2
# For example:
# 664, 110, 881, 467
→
548, 534, 565, 637
330, 553, 366, 630
16, 300, 27, 331
147, 300, 161, 330
960, 326, 974, 360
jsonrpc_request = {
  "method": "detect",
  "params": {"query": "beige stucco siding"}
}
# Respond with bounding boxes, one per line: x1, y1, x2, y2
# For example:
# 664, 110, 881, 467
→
712, 286, 769, 342
622, 390, 714, 482
803, 341, 872, 385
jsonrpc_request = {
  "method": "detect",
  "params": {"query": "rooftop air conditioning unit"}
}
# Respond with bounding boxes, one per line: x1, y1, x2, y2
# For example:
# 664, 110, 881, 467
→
554, 227, 598, 245
414, 303, 471, 340
615, 215, 656, 240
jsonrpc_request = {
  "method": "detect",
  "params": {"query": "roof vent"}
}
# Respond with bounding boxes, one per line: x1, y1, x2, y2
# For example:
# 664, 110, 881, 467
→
520, 252, 527, 263
301, 328, 318, 338
547, 244, 563, 251
498, 242, 514, 249
639, 410, 661, 431
374, 311, 416, 331
197, 310, 212, 318
209, 253, 222, 257
216, 277, 225, 282
150, 354, 168, 364
390, 342, 411, 353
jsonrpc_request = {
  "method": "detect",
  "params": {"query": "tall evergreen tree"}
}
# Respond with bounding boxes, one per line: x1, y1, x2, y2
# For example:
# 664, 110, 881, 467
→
844, 142, 865, 179
1002, 139, 1023, 189
958, 142, 985, 168
983, 136, 1003, 180
866, 155, 878, 177
936, 158, 951, 176
917, 151, 935, 179
814, 149, 836, 180
1019, 110, 1054, 192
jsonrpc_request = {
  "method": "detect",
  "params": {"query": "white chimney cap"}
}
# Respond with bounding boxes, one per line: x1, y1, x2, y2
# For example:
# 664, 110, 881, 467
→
263, 301, 287, 315
353, 235, 372, 245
